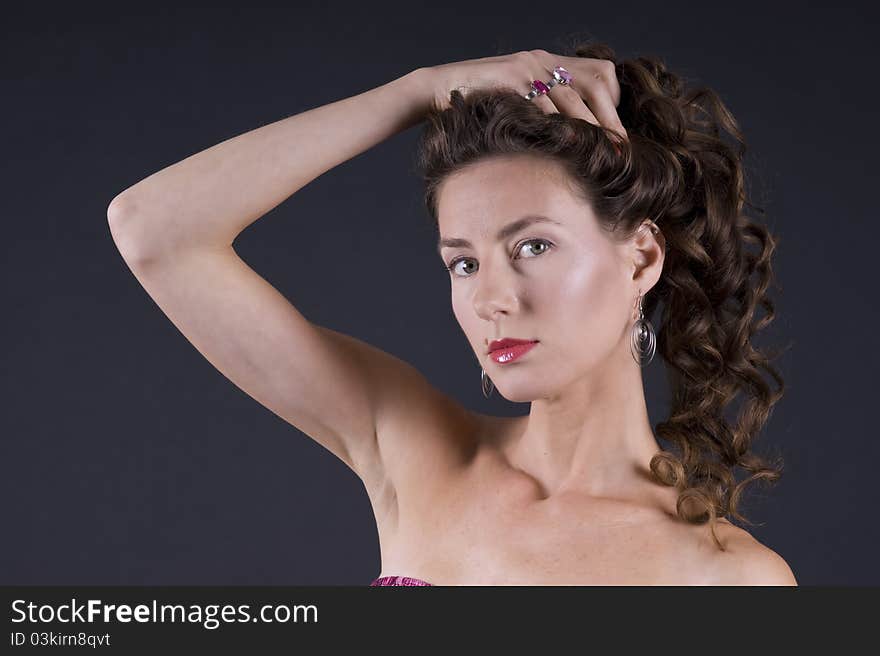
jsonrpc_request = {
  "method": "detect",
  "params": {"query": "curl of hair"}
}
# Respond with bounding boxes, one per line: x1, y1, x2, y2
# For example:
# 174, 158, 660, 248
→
415, 41, 788, 551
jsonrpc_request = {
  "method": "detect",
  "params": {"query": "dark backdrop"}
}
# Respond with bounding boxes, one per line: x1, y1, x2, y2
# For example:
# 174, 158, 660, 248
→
3, 2, 877, 585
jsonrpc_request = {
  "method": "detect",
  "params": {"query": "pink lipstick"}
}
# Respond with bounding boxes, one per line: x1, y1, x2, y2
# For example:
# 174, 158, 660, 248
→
488, 340, 538, 364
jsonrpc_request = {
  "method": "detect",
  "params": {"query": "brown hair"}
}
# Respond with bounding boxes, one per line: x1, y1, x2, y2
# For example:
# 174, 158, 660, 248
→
415, 40, 788, 550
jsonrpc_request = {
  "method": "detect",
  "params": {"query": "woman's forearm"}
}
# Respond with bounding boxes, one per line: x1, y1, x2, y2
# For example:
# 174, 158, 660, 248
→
108, 67, 436, 261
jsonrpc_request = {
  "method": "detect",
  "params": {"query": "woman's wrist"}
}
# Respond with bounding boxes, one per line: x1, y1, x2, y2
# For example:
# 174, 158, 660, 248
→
403, 66, 443, 117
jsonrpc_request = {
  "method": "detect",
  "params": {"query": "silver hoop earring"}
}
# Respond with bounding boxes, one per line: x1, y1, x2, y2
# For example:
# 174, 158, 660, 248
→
630, 291, 657, 367
481, 368, 495, 398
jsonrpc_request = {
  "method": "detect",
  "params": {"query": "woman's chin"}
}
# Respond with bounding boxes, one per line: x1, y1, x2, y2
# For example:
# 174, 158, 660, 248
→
489, 380, 548, 404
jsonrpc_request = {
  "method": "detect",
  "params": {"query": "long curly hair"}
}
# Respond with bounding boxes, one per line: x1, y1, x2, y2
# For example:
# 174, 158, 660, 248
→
415, 40, 788, 551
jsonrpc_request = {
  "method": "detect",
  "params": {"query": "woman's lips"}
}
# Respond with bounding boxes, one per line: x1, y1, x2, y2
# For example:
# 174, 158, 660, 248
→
489, 341, 538, 364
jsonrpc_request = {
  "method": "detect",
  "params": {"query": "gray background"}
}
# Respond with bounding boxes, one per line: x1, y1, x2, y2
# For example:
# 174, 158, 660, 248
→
2, 2, 876, 585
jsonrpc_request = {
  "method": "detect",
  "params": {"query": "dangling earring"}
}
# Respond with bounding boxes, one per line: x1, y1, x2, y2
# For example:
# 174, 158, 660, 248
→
481, 368, 494, 398
630, 290, 657, 366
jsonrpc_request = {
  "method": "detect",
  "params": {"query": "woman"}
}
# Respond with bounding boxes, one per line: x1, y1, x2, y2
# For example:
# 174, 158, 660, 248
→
107, 40, 797, 585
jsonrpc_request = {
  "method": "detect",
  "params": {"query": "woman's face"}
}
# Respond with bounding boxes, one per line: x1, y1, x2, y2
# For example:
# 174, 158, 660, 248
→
436, 155, 647, 402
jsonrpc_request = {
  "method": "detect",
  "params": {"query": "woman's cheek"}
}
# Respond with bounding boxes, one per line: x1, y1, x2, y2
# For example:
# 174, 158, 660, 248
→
553, 256, 627, 354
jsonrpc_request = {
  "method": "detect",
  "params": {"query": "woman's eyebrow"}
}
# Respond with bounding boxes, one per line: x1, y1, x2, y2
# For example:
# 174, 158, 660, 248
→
437, 215, 562, 255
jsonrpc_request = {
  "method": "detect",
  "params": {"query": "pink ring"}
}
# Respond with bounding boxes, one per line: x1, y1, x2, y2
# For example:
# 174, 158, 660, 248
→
531, 80, 549, 95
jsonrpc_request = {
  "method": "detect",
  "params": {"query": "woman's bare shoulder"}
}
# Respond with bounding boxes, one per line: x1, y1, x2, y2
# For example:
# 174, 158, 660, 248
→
370, 378, 490, 500
366, 396, 516, 549
699, 521, 798, 586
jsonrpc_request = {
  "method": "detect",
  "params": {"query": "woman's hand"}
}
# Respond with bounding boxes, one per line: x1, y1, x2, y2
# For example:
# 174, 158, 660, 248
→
421, 49, 627, 141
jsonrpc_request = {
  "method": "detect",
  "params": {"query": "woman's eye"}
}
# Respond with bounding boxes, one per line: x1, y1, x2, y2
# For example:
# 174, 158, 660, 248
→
518, 239, 550, 258
445, 239, 553, 277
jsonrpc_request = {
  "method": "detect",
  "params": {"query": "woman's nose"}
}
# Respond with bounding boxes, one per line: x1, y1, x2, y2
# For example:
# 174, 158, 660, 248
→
472, 270, 520, 320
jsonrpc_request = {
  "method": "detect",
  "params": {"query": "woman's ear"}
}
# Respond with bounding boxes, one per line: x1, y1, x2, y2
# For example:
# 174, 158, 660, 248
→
630, 219, 665, 292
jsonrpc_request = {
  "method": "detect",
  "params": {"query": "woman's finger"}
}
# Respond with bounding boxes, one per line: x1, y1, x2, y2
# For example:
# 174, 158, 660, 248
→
516, 65, 560, 114
531, 92, 559, 114
525, 72, 597, 121
545, 81, 600, 126
512, 52, 564, 115
528, 52, 627, 139
569, 62, 628, 140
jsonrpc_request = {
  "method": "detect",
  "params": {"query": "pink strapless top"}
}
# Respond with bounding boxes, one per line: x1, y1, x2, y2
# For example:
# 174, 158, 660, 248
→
370, 575, 433, 586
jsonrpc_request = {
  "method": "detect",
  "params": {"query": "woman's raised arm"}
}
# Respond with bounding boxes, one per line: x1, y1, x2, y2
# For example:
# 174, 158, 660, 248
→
105, 67, 468, 508
107, 67, 435, 261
